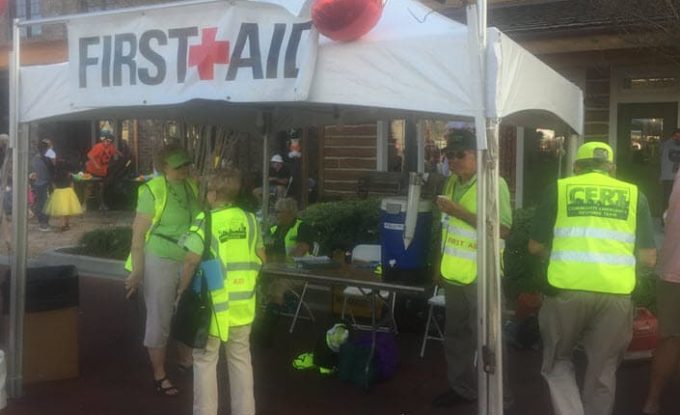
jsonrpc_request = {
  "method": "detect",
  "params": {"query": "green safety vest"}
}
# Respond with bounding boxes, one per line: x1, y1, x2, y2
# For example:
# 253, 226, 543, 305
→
548, 172, 638, 294
191, 207, 262, 334
270, 219, 304, 257
124, 176, 198, 272
440, 176, 479, 284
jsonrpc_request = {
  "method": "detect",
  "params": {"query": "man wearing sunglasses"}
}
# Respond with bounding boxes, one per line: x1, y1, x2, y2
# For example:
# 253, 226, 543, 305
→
433, 129, 513, 408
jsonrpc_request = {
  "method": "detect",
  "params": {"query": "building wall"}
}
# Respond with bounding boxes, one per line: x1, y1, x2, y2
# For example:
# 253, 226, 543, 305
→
319, 124, 377, 199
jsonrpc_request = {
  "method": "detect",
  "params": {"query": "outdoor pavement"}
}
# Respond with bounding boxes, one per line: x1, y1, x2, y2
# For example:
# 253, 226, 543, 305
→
1, 274, 679, 415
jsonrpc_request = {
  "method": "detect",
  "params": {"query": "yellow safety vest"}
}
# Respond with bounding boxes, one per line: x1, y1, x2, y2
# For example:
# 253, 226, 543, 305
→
548, 172, 638, 294
124, 176, 198, 272
440, 176, 479, 284
191, 207, 262, 333
270, 219, 304, 257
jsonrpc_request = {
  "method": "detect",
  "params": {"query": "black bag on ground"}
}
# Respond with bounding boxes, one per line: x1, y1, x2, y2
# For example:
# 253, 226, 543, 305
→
171, 211, 213, 349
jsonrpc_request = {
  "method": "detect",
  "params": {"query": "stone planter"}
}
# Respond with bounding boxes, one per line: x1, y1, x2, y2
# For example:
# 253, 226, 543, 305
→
34, 247, 126, 280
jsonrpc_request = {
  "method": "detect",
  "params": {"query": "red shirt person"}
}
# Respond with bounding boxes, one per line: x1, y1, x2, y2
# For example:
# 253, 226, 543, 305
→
86, 131, 117, 177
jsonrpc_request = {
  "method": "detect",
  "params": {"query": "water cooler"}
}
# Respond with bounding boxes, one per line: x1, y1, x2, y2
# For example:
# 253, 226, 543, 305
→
379, 174, 432, 284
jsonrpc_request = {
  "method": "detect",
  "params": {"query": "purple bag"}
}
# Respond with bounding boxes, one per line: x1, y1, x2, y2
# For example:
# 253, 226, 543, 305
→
353, 332, 399, 381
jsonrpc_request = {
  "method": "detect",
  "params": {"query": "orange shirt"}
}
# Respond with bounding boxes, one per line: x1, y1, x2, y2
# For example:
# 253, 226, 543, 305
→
85, 142, 115, 177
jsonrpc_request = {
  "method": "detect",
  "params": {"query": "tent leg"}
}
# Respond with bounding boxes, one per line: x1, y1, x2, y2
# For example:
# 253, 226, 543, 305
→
484, 118, 504, 415
261, 113, 272, 227
8, 122, 29, 399
8, 18, 28, 399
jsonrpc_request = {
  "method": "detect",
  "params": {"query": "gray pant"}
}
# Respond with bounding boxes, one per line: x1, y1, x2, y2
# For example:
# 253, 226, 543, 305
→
539, 291, 633, 415
444, 282, 478, 400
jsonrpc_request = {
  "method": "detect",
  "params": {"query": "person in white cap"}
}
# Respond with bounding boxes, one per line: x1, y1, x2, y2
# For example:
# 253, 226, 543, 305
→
252, 154, 291, 204
268, 154, 290, 199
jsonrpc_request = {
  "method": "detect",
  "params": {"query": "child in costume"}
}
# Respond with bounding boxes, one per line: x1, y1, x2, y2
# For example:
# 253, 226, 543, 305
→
44, 159, 82, 231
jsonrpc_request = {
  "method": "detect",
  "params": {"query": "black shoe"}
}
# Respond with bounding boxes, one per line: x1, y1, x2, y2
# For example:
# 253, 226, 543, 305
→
432, 389, 475, 408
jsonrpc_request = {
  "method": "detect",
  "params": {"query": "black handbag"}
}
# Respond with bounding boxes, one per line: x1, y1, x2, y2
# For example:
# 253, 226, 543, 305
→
171, 211, 214, 349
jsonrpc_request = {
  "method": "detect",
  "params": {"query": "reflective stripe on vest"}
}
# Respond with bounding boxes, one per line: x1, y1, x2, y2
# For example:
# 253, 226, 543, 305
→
440, 176, 478, 284
124, 177, 198, 271
548, 172, 638, 294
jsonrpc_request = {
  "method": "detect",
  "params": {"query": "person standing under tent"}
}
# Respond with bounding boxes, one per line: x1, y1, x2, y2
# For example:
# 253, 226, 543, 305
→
529, 141, 656, 415
642, 166, 680, 415
124, 145, 200, 396
256, 197, 314, 346
179, 168, 264, 415
433, 129, 513, 408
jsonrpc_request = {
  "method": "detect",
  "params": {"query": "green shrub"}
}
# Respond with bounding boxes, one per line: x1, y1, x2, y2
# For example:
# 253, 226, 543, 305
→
301, 198, 381, 252
503, 207, 546, 298
75, 226, 132, 260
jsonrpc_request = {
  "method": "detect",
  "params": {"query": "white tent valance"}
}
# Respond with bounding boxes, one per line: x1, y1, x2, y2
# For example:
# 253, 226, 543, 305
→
18, 0, 583, 134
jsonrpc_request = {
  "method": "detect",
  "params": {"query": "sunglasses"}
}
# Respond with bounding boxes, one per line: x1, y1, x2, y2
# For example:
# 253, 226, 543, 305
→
446, 150, 468, 160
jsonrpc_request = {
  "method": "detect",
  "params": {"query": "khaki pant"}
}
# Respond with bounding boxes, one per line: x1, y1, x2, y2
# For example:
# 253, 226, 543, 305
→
193, 325, 255, 415
443, 282, 478, 400
539, 291, 633, 415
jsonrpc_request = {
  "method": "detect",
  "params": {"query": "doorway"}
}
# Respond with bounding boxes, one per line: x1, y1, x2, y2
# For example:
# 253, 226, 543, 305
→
617, 102, 678, 216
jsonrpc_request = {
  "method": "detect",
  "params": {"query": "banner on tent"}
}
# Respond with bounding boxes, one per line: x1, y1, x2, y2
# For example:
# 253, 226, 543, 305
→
67, 2, 318, 108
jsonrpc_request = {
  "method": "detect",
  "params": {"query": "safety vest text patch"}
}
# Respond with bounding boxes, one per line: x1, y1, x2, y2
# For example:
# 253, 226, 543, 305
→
218, 223, 247, 242
566, 184, 630, 219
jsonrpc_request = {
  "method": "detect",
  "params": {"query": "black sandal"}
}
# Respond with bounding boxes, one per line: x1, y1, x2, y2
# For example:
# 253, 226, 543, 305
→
154, 377, 179, 396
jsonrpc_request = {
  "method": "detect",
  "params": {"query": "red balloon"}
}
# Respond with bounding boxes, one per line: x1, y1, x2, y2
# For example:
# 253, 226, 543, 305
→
0, 0, 7, 16
312, 0, 383, 42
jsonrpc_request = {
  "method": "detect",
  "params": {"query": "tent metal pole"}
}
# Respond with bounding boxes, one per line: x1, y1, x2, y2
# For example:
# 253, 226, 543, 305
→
261, 112, 272, 227
8, 17, 28, 398
486, 118, 504, 415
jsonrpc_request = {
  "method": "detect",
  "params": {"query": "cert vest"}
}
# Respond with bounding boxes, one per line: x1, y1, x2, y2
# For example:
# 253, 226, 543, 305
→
124, 176, 198, 271
190, 206, 262, 337
548, 172, 638, 294
440, 176, 479, 285
270, 219, 303, 256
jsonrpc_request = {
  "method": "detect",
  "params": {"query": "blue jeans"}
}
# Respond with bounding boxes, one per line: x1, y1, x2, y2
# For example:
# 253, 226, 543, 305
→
32, 183, 50, 226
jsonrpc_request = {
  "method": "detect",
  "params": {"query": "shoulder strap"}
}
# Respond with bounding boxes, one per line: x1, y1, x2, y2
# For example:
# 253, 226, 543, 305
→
202, 210, 212, 260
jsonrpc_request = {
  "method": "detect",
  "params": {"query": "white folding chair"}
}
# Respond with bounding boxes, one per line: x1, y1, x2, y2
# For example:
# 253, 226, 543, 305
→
285, 241, 320, 333
420, 285, 445, 358
341, 244, 398, 333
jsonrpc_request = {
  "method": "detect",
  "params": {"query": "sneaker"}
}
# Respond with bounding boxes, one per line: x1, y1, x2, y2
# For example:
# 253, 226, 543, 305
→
38, 225, 51, 232
432, 389, 475, 408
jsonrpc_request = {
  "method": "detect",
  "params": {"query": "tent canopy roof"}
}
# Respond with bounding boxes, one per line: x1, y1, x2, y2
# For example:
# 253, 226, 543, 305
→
17, 0, 583, 134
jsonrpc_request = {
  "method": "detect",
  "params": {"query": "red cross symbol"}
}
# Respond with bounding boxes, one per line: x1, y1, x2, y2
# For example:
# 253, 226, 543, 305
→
188, 27, 230, 81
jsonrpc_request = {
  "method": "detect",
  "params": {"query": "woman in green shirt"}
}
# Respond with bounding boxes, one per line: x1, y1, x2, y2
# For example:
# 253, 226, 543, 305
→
124, 145, 201, 396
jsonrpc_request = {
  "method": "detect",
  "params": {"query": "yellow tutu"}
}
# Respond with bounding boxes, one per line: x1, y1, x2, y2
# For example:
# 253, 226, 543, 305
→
44, 187, 83, 217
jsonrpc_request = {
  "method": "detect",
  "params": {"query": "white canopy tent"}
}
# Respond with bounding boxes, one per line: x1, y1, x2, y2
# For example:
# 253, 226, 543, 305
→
8, 0, 584, 412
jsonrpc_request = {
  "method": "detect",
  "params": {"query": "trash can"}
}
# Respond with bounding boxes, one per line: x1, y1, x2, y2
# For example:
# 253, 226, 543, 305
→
2, 265, 79, 383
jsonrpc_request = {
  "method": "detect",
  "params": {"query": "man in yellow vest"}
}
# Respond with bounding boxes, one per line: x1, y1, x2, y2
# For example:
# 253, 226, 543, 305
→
529, 142, 657, 415
178, 168, 264, 415
433, 129, 513, 407
257, 197, 314, 345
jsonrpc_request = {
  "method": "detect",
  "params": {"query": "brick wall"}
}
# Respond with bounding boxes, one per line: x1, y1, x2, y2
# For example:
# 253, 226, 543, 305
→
319, 124, 377, 200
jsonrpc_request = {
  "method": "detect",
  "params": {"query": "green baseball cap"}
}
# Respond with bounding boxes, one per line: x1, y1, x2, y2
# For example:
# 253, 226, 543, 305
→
444, 129, 476, 153
165, 150, 192, 169
576, 141, 614, 162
